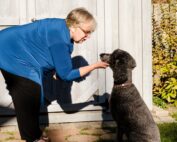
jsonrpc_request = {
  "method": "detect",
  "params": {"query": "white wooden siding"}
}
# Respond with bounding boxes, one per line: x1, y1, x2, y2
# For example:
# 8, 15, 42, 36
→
0, 0, 20, 25
0, 0, 152, 125
117, 0, 143, 95
33, 0, 97, 19
104, 0, 152, 108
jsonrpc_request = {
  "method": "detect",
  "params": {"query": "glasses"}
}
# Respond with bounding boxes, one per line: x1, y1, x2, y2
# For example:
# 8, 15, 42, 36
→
78, 26, 92, 36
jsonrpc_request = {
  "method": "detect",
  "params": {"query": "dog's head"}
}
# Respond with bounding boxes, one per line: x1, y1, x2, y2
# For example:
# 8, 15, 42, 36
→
100, 49, 136, 84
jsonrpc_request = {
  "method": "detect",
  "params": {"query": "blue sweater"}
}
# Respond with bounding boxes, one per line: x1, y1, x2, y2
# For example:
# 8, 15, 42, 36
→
0, 18, 81, 104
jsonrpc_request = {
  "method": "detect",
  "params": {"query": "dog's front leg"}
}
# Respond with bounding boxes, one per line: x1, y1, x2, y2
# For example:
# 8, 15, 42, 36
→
117, 127, 123, 142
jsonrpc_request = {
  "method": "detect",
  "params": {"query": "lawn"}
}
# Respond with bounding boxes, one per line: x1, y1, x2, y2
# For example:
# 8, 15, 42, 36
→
158, 123, 177, 142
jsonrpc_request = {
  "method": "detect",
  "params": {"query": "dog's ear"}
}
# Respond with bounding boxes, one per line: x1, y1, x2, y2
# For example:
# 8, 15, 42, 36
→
130, 58, 136, 68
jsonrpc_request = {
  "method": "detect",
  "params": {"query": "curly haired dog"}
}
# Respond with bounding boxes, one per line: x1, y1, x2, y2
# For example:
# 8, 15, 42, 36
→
100, 49, 160, 142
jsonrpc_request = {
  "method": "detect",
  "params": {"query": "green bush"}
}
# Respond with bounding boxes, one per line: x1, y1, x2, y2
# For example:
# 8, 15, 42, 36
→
153, 96, 167, 109
152, 0, 177, 106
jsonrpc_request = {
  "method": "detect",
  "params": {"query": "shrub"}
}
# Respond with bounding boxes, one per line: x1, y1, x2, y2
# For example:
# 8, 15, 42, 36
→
152, 0, 177, 106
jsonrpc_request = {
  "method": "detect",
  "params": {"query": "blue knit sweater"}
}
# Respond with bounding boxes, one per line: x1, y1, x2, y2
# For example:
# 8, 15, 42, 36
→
0, 18, 81, 104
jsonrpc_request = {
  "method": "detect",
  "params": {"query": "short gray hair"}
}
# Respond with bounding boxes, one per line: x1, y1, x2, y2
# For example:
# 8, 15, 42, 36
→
66, 7, 97, 32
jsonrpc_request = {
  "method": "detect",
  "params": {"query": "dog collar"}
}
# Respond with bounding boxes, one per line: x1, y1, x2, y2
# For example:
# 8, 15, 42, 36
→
113, 81, 132, 88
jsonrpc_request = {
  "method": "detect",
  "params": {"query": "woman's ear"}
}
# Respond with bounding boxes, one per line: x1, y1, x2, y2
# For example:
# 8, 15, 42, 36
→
70, 27, 75, 32
69, 27, 76, 38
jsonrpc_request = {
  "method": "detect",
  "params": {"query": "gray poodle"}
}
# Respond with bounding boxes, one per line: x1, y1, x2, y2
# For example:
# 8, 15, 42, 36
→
100, 49, 160, 142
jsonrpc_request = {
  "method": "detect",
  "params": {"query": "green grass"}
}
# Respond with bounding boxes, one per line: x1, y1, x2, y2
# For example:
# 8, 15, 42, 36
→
158, 123, 177, 142
171, 112, 177, 121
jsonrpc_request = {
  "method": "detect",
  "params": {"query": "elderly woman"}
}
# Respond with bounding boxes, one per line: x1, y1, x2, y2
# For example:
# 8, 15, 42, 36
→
0, 7, 109, 142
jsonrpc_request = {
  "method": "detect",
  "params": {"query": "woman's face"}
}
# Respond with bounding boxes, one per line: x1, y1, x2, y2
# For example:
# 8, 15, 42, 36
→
70, 22, 93, 44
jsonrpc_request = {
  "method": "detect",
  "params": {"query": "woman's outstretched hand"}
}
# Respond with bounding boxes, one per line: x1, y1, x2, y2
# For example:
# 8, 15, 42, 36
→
79, 61, 109, 77
93, 61, 109, 69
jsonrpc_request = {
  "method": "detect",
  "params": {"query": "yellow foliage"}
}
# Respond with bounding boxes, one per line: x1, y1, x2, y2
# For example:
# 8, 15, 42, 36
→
152, 1, 177, 105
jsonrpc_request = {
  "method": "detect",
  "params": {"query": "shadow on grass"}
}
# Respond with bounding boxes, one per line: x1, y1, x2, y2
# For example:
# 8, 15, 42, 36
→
158, 123, 177, 142
96, 122, 177, 142
96, 123, 117, 142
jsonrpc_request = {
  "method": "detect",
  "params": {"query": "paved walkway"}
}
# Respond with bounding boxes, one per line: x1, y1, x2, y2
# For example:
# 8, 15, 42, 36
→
0, 106, 176, 142
152, 106, 176, 123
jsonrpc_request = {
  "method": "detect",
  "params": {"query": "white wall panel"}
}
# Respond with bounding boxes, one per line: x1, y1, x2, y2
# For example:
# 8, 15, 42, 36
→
0, 0, 20, 25
34, 0, 96, 19
0, 0, 153, 124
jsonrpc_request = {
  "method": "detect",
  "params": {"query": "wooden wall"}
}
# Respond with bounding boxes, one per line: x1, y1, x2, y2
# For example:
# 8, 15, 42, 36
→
0, 0, 152, 125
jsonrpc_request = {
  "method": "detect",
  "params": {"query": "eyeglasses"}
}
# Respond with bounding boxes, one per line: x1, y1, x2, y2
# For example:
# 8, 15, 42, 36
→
78, 26, 92, 36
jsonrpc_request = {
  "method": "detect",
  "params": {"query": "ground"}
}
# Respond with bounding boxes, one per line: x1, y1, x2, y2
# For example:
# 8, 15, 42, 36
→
0, 121, 116, 142
0, 106, 176, 142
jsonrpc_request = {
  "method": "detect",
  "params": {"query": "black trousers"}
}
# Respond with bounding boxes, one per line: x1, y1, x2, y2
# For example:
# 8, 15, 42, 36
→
1, 69, 42, 142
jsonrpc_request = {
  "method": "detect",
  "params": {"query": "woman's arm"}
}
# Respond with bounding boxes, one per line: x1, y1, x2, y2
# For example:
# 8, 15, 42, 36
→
79, 61, 109, 77
50, 42, 109, 80
53, 61, 109, 80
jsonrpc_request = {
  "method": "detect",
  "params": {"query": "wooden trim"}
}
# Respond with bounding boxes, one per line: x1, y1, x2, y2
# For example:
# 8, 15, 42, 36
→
142, 0, 153, 109
0, 110, 112, 126
0, 103, 106, 115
